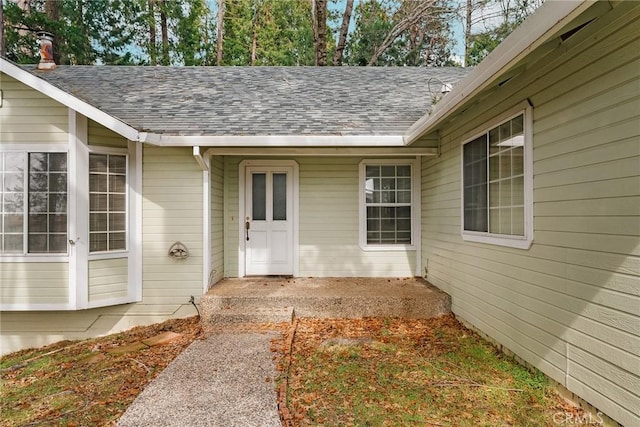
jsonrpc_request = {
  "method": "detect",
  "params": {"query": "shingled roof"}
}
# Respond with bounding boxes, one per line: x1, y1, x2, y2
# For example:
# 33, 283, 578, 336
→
25, 65, 468, 137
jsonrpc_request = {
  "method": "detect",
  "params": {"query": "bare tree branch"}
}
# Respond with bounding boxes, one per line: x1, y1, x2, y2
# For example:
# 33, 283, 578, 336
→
368, 0, 438, 66
332, 0, 354, 66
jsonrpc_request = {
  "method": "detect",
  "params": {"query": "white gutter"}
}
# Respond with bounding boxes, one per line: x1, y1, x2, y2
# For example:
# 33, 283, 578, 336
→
140, 133, 405, 147
403, 0, 594, 145
0, 58, 142, 143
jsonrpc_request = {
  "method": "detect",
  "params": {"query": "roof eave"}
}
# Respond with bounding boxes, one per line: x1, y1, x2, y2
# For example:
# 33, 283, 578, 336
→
140, 133, 405, 147
403, 0, 596, 145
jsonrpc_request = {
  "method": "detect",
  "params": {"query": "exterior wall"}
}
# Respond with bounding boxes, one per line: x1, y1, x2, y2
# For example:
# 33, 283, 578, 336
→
0, 123, 202, 354
0, 75, 68, 144
224, 156, 418, 277
210, 155, 225, 284
141, 146, 203, 304
421, 4, 639, 426
0, 263, 68, 305
88, 258, 128, 302
88, 119, 128, 148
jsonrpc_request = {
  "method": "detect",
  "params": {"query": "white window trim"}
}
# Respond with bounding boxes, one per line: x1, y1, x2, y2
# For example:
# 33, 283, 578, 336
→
359, 158, 420, 252
0, 144, 70, 260
460, 102, 534, 249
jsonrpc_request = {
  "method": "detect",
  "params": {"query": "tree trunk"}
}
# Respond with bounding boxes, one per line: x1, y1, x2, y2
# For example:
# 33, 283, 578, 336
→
465, 0, 472, 66
312, 0, 327, 66
45, 0, 61, 64
250, 0, 260, 66
332, 0, 353, 65
0, 0, 5, 58
216, 0, 224, 65
159, 0, 169, 65
149, 0, 157, 65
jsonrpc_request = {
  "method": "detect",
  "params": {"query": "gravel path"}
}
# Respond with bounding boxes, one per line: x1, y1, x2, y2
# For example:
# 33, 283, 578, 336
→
117, 331, 281, 427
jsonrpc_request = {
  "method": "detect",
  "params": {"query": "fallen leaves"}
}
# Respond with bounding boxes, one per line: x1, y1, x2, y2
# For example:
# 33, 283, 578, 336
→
275, 315, 589, 427
1, 316, 202, 427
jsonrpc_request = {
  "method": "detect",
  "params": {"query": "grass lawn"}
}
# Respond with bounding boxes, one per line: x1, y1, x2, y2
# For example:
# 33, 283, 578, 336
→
277, 316, 584, 426
2, 315, 585, 426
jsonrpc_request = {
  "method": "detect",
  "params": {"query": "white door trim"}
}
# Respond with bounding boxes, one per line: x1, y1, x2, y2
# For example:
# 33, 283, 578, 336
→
238, 160, 299, 277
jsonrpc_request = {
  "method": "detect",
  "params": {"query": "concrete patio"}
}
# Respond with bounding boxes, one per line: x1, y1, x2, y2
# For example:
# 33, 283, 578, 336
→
200, 277, 451, 327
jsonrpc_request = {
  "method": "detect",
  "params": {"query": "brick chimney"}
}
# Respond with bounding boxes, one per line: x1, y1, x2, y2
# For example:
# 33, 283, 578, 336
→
36, 31, 56, 70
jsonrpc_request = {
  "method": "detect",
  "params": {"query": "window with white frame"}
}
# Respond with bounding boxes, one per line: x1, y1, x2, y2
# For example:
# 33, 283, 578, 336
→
360, 160, 416, 248
0, 152, 68, 254
89, 153, 127, 252
462, 108, 533, 248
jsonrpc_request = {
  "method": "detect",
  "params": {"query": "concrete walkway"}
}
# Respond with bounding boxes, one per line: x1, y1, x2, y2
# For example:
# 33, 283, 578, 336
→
117, 331, 281, 427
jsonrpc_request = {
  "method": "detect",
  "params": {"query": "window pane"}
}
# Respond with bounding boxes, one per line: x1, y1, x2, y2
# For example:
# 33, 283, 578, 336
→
49, 234, 67, 253
90, 233, 107, 252
29, 153, 47, 172
4, 173, 24, 192
29, 173, 48, 192
109, 213, 126, 231
3, 193, 23, 212
4, 234, 23, 253
273, 173, 287, 221
512, 207, 525, 236
90, 194, 108, 211
4, 153, 24, 172
49, 214, 67, 233
28, 234, 48, 253
89, 154, 108, 173
49, 173, 67, 193
90, 213, 107, 231
109, 232, 126, 250
366, 166, 380, 178
396, 166, 411, 177
109, 194, 126, 212
252, 173, 266, 221
28, 214, 47, 232
109, 156, 127, 174
512, 146, 524, 176
29, 193, 48, 213
381, 166, 395, 177
49, 194, 67, 212
109, 175, 126, 193
4, 214, 23, 232
90, 174, 108, 192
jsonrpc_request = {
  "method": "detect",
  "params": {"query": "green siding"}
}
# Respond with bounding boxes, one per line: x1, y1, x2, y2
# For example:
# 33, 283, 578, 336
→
210, 155, 224, 284
421, 3, 640, 426
0, 74, 68, 144
87, 119, 128, 148
88, 258, 128, 302
142, 146, 203, 303
224, 156, 418, 277
0, 263, 68, 305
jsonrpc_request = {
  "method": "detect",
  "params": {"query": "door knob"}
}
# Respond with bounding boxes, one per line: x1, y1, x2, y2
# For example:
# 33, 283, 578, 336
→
245, 218, 250, 241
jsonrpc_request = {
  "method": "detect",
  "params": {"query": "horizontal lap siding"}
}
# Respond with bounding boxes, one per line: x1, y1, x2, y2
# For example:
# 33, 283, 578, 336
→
224, 157, 417, 277
87, 119, 128, 148
88, 258, 128, 302
142, 146, 203, 304
0, 75, 68, 144
0, 263, 68, 305
422, 3, 640, 426
298, 157, 416, 277
210, 155, 224, 284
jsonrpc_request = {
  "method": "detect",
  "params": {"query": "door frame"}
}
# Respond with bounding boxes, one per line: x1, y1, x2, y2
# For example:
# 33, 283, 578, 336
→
238, 160, 299, 277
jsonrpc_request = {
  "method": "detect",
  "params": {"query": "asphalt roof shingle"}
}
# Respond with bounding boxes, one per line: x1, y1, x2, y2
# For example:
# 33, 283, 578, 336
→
27, 65, 469, 136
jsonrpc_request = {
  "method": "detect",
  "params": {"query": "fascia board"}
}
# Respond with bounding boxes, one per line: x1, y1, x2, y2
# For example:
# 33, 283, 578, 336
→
1, 59, 141, 142
404, 0, 594, 145
141, 134, 406, 147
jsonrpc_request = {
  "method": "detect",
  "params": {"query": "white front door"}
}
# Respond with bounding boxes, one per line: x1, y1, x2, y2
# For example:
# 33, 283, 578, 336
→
244, 165, 294, 275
